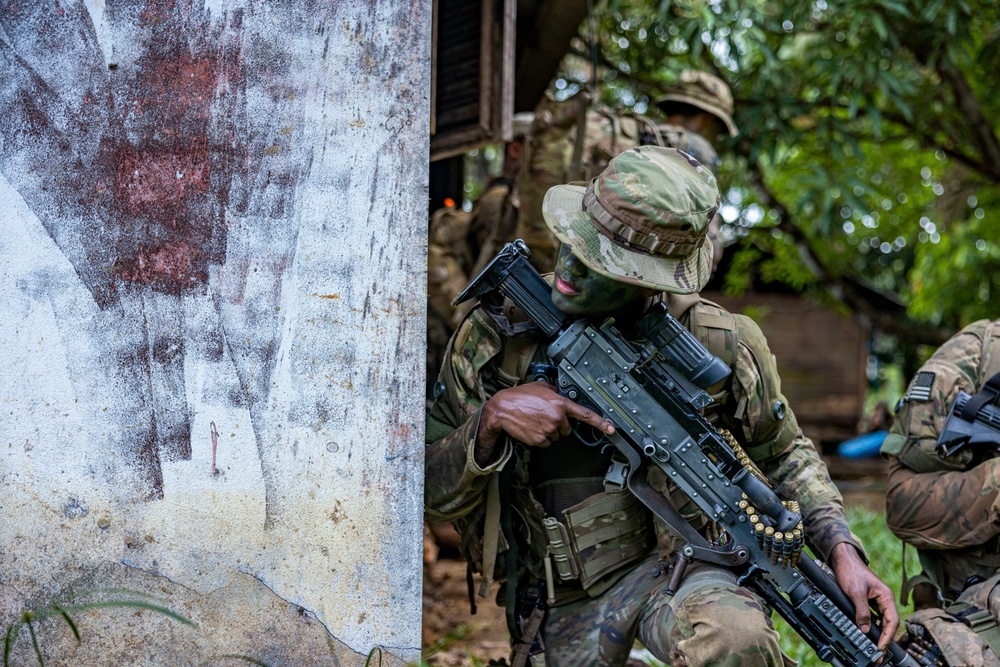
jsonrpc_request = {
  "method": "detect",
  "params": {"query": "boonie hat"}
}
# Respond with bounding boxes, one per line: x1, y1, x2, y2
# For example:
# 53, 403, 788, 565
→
542, 146, 720, 295
655, 70, 738, 138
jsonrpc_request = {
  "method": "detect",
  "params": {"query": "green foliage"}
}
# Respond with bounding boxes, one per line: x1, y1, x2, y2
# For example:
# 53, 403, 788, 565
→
574, 0, 1000, 337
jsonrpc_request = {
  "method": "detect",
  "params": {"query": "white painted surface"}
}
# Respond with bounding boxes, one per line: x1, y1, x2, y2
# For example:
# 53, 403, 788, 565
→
0, 1, 428, 663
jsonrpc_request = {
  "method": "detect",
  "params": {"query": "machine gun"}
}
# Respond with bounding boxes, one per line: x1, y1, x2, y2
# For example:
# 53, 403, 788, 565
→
937, 387, 1000, 458
455, 240, 919, 667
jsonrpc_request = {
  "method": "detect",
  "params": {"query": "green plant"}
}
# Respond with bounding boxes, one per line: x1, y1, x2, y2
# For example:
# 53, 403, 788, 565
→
3, 589, 196, 667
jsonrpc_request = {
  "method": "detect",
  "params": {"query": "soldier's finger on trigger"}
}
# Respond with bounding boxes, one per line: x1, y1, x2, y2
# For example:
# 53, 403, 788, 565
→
571, 403, 612, 433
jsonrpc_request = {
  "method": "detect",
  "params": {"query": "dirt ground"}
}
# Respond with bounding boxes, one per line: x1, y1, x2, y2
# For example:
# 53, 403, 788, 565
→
421, 456, 888, 665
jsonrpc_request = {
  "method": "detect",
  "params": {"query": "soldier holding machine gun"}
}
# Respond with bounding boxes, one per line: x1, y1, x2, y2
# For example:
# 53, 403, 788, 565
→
425, 146, 902, 666
884, 319, 1000, 666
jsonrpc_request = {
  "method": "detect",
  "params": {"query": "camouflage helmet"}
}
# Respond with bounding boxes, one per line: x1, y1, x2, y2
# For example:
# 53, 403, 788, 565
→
542, 146, 720, 295
654, 70, 738, 138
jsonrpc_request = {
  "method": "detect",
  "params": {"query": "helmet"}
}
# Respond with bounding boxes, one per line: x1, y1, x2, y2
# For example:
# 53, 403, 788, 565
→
654, 70, 738, 137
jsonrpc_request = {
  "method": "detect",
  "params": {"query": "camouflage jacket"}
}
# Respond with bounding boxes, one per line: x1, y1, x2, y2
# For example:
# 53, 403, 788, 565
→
883, 318, 1000, 599
425, 291, 860, 600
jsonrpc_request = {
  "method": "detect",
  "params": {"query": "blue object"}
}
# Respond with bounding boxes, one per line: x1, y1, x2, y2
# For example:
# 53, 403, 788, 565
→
837, 430, 888, 458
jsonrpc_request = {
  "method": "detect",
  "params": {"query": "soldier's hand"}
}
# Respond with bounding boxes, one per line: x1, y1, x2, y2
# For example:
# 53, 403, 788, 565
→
475, 380, 614, 465
829, 542, 900, 654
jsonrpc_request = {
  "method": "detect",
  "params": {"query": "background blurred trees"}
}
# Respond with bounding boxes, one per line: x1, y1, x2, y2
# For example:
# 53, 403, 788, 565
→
557, 0, 1000, 359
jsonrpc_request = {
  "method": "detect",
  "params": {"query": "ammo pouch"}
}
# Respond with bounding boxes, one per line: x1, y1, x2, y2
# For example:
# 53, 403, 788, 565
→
543, 490, 653, 594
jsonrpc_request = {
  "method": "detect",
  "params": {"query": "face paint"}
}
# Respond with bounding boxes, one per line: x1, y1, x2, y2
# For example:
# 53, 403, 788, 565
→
550, 244, 648, 316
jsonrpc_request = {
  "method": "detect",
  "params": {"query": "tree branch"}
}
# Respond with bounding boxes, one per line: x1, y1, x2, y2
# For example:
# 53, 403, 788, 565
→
935, 59, 1000, 181
746, 163, 952, 346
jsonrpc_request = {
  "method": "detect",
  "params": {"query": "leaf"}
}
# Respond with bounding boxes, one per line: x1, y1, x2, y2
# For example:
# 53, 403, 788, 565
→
870, 13, 889, 41
25, 618, 43, 667
365, 647, 383, 667
4, 620, 21, 667
59, 601, 197, 629
878, 1, 912, 18
50, 607, 80, 643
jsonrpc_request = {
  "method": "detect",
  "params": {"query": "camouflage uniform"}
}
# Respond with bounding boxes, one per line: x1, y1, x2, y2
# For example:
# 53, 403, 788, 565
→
426, 183, 518, 401
426, 147, 862, 667
883, 319, 1000, 665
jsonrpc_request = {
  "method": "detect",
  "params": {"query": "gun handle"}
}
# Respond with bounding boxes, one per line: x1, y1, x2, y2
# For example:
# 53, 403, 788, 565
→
798, 557, 918, 667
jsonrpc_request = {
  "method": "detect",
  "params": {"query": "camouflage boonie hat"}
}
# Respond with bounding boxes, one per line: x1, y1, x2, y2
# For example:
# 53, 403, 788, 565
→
542, 146, 720, 294
655, 70, 738, 138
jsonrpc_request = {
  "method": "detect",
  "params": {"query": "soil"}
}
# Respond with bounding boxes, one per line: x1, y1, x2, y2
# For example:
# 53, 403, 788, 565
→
420, 456, 888, 665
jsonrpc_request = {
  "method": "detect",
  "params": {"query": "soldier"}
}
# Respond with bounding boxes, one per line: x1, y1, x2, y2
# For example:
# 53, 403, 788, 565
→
655, 69, 741, 274
516, 71, 735, 277
426, 113, 534, 401
654, 69, 739, 146
426, 146, 898, 666
883, 319, 1000, 665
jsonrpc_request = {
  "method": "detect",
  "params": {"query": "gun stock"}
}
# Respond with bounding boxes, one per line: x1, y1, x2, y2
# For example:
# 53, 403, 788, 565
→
937, 390, 1000, 457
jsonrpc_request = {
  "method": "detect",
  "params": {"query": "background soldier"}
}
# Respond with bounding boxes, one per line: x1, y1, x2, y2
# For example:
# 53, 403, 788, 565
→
426, 113, 534, 402
654, 69, 740, 274
883, 318, 1000, 666
515, 69, 736, 276
426, 146, 898, 666
654, 69, 739, 146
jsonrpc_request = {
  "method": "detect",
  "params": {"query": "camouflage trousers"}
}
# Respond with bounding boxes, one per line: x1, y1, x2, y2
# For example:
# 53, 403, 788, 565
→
905, 573, 1000, 667
886, 460, 1000, 665
541, 553, 795, 667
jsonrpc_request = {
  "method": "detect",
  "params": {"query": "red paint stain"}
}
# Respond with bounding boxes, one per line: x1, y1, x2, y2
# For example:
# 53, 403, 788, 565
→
140, 0, 177, 25
113, 240, 206, 287
98, 6, 248, 295
137, 51, 219, 131
112, 140, 210, 223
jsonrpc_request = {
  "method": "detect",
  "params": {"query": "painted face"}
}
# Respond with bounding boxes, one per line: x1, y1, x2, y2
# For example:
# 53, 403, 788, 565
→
550, 243, 648, 316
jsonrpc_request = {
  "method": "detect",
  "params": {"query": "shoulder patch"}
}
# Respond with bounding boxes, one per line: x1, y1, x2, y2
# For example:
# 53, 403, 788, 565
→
904, 371, 935, 403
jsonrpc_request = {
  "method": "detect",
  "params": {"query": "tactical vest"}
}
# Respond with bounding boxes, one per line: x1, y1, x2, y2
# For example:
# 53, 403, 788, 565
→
466, 293, 745, 607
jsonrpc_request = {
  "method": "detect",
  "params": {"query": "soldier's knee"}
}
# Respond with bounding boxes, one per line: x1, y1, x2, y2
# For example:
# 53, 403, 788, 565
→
646, 584, 784, 667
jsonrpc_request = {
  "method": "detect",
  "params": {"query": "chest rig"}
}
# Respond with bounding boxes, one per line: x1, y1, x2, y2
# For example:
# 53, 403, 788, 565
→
477, 293, 743, 607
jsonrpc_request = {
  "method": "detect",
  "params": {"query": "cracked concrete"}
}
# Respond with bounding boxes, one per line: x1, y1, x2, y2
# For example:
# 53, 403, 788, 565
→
4, 562, 412, 666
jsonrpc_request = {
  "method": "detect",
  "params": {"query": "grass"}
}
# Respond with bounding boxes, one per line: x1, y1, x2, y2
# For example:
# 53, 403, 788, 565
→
3, 589, 196, 667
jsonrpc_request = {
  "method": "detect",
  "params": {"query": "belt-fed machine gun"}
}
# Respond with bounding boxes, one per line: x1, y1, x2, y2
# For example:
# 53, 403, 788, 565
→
454, 240, 919, 667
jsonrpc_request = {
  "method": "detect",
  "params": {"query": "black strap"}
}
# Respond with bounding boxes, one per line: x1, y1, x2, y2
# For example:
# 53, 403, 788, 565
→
961, 371, 1000, 421
466, 563, 478, 616
500, 463, 520, 641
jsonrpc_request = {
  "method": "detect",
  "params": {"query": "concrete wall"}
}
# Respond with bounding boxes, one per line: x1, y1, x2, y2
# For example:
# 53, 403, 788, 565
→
0, 1, 428, 664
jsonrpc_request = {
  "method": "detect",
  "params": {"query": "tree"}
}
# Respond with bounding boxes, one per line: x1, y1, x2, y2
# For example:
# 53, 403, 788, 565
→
564, 0, 1000, 346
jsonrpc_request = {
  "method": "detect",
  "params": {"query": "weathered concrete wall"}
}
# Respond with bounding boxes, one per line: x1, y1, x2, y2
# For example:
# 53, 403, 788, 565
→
0, 1, 428, 664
